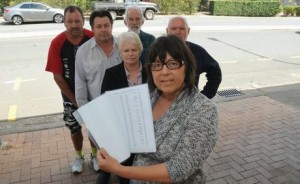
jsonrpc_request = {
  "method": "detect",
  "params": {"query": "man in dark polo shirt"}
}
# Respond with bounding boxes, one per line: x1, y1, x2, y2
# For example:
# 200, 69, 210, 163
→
167, 16, 222, 99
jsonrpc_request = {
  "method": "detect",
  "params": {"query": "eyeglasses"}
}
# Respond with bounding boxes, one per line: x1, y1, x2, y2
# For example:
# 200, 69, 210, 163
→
150, 60, 185, 71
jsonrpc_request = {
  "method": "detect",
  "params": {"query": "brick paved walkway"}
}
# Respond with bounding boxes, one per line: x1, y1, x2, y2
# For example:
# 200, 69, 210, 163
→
0, 96, 299, 183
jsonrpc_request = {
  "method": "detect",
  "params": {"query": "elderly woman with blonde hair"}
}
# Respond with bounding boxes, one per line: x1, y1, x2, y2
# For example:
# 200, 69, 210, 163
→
101, 31, 147, 93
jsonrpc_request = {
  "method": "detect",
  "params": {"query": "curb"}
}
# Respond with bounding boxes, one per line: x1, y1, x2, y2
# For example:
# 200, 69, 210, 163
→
0, 88, 262, 136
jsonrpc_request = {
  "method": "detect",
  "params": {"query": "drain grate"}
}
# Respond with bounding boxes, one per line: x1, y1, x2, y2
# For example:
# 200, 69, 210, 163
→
217, 89, 244, 98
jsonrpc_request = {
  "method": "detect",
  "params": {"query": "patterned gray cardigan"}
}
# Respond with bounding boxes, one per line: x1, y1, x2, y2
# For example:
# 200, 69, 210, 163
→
132, 87, 218, 184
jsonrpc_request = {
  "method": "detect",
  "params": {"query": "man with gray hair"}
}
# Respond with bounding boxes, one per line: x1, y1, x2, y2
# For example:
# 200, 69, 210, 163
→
124, 6, 155, 65
167, 16, 222, 99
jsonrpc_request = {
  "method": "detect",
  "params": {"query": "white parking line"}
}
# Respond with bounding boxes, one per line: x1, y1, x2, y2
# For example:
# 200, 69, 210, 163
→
290, 56, 300, 59
220, 60, 239, 64
5, 78, 37, 91
1, 25, 300, 39
257, 58, 273, 61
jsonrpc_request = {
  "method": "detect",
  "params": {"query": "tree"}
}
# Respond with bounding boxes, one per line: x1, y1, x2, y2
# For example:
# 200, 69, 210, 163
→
0, 0, 11, 12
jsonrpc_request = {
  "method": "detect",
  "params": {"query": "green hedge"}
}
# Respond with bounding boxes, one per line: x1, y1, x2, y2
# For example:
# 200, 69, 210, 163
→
295, 6, 300, 16
209, 0, 282, 16
283, 6, 295, 15
283, 5, 300, 16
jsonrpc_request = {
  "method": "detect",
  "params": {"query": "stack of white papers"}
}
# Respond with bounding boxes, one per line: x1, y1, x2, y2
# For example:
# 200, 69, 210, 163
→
73, 84, 156, 163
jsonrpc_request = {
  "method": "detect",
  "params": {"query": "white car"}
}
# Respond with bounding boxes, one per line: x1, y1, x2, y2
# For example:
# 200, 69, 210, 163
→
3, 2, 64, 25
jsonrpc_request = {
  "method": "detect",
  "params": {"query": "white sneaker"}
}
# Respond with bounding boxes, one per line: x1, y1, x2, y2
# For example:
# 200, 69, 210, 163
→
91, 154, 100, 172
72, 156, 84, 174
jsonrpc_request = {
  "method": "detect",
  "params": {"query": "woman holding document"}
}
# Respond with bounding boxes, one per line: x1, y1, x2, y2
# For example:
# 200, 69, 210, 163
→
97, 35, 218, 184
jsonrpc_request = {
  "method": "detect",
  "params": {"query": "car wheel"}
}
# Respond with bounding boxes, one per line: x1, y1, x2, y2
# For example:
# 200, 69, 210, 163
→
110, 11, 117, 20
12, 15, 23, 25
144, 9, 155, 20
54, 14, 63, 23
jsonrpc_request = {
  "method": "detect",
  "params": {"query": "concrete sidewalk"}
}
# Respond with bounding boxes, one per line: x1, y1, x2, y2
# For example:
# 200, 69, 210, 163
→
0, 91, 300, 183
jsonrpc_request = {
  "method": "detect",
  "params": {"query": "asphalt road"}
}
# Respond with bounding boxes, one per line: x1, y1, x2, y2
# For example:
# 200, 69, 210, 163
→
0, 15, 300, 135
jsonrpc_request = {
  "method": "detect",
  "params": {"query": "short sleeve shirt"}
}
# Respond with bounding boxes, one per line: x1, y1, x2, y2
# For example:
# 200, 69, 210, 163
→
45, 29, 93, 102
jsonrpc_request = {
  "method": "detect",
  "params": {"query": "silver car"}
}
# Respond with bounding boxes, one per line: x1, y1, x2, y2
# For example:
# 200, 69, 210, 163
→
3, 2, 64, 25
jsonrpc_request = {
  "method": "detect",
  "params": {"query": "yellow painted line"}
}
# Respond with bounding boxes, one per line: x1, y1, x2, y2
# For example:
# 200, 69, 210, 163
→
13, 77, 22, 91
8, 105, 17, 122
290, 56, 300, 59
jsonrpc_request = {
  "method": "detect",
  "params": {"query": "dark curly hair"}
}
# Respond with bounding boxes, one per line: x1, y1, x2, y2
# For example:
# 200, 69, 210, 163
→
89, 10, 113, 28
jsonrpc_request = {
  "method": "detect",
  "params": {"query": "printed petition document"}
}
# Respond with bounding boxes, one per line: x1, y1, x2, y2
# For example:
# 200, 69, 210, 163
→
75, 84, 156, 162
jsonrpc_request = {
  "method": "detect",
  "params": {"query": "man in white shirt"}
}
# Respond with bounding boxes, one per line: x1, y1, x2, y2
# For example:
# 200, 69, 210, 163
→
75, 10, 121, 177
